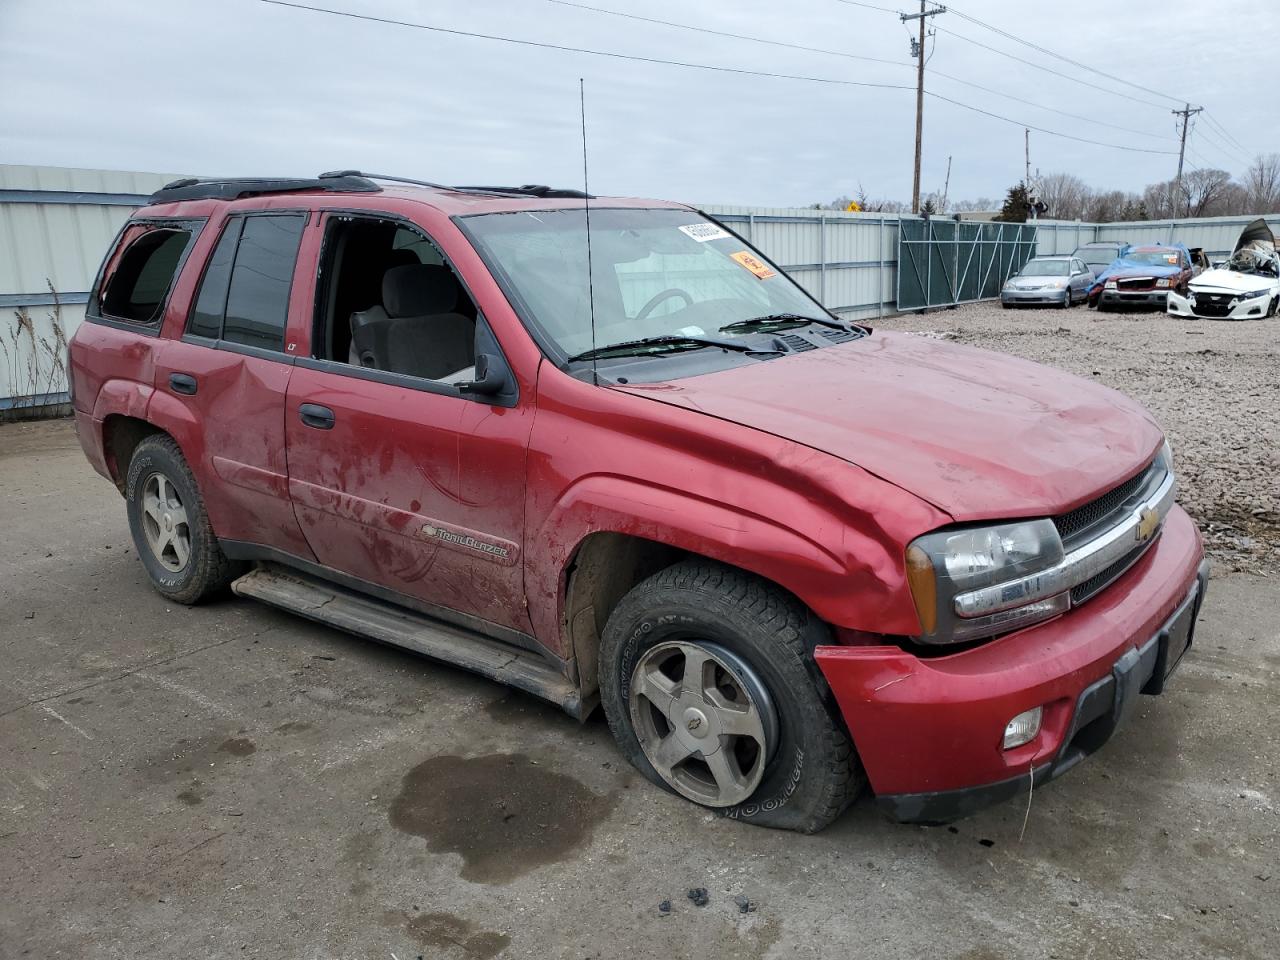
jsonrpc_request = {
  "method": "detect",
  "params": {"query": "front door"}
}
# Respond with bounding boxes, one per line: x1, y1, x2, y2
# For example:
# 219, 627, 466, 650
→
283, 212, 534, 636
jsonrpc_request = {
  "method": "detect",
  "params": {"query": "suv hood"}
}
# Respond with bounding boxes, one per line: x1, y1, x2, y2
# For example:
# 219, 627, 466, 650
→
616, 331, 1162, 521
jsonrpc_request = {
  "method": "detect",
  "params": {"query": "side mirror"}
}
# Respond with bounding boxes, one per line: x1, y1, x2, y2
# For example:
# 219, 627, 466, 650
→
458, 352, 507, 397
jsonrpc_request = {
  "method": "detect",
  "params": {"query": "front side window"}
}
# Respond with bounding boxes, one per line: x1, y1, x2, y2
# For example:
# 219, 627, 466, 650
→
185, 214, 305, 350
99, 226, 195, 324
461, 208, 831, 360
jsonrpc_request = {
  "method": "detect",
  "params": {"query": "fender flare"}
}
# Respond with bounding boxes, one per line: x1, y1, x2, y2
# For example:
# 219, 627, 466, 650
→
526, 474, 910, 650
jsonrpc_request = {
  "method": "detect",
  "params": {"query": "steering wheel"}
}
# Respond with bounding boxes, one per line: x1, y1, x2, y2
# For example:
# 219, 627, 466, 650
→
635, 288, 694, 322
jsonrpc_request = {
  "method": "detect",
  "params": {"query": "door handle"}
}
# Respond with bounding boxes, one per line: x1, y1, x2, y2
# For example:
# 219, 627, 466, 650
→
169, 373, 198, 396
299, 403, 336, 430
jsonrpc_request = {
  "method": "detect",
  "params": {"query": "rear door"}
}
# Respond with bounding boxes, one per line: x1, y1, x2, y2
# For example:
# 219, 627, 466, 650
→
153, 211, 315, 560
283, 211, 535, 637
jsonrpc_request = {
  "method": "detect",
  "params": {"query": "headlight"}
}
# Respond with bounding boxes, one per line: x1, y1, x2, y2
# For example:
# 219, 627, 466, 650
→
1104, 279, 1117, 289
1244, 288, 1270, 300
905, 519, 1066, 644
1156, 278, 1173, 288
1048, 279, 1067, 289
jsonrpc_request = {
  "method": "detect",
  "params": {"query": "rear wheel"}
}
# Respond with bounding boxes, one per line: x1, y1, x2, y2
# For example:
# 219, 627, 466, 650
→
599, 559, 864, 833
125, 435, 241, 604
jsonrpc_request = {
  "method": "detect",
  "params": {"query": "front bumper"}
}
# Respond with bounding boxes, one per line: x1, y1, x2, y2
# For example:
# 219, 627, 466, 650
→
1001, 288, 1068, 305
1098, 289, 1169, 308
815, 504, 1206, 823
1167, 290, 1271, 320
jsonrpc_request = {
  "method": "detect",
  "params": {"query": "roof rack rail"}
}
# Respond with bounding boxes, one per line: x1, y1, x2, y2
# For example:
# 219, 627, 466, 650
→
322, 170, 592, 199
455, 184, 593, 199
147, 174, 381, 205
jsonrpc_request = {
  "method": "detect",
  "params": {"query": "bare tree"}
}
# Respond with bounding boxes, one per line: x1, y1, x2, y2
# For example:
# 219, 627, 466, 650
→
1036, 172, 1090, 220
1180, 168, 1234, 217
1243, 153, 1280, 212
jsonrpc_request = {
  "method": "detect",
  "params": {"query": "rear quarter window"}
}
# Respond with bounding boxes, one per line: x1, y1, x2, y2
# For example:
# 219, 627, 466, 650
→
95, 223, 200, 325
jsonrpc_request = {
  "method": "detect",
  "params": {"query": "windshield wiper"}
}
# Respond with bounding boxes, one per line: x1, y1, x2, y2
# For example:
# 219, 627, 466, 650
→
718, 313, 851, 334
568, 334, 782, 363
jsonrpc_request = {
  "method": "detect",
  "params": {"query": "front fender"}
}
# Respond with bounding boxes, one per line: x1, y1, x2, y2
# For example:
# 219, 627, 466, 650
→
525, 473, 928, 654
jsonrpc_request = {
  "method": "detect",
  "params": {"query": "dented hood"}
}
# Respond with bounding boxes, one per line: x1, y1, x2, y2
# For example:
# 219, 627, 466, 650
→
616, 331, 1162, 521
1234, 217, 1275, 253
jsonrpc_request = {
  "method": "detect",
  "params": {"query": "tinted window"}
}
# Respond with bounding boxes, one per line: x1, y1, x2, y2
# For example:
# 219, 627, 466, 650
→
222, 214, 306, 350
100, 228, 193, 323
186, 219, 243, 339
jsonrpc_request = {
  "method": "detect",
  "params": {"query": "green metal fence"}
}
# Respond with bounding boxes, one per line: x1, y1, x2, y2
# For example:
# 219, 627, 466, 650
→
897, 218, 1039, 311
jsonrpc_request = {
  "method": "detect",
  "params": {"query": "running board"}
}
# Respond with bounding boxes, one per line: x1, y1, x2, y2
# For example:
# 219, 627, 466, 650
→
231, 564, 587, 719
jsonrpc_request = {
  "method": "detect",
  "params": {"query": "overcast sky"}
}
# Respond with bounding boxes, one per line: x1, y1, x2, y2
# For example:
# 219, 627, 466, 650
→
1, 0, 1273, 208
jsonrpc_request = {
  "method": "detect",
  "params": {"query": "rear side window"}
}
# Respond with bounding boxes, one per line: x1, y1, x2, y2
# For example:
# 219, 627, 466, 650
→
185, 213, 306, 351
99, 226, 195, 324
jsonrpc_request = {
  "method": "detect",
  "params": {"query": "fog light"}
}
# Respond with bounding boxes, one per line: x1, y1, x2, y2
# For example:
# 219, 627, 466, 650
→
1003, 706, 1043, 750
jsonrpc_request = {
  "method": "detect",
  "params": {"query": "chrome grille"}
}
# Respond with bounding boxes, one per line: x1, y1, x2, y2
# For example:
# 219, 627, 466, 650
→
1054, 458, 1165, 548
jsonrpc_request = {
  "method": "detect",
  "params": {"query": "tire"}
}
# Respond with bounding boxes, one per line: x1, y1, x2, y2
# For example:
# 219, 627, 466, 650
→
125, 434, 241, 604
598, 559, 865, 833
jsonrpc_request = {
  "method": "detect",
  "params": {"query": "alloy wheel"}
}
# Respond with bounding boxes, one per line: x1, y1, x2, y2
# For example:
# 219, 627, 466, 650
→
628, 640, 777, 807
140, 472, 191, 572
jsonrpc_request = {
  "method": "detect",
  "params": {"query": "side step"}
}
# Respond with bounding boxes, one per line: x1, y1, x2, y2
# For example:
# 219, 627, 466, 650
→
231, 564, 586, 719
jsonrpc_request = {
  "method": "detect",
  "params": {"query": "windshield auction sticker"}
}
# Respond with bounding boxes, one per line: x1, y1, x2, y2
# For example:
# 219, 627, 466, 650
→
678, 223, 731, 242
729, 250, 777, 279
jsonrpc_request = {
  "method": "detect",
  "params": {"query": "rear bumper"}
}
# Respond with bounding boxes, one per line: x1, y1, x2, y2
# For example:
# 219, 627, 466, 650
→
815, 505, 1206, 823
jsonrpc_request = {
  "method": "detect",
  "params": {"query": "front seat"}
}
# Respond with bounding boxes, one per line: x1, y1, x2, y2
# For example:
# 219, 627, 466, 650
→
381, 264, 476, 380
347, 251, 419, 367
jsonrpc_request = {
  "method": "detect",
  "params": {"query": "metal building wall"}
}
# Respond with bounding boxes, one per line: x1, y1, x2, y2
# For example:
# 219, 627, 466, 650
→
701, 205, 897, 321
0, 165, 177, 410
4, 164, 1278, 409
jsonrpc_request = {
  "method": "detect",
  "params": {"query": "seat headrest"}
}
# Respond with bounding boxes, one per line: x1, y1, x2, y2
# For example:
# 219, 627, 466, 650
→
382, 263, 459, 318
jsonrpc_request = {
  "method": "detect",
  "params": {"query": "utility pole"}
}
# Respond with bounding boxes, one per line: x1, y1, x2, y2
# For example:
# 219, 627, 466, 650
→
1172, 102, 1203, 185
941, 154, 952, 213
902, 1, 946, 214
1024, 128, 1030, 186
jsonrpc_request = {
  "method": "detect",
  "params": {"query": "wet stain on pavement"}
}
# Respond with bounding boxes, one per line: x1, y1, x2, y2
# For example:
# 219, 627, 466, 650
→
137, 733, 257, 783
483, 691, 572, 728
176, 779, 209, 806
388, 910, 511, 959
387, 753, 616, 884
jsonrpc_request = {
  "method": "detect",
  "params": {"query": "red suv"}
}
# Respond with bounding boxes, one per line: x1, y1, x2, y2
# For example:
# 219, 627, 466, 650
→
69, 173, 1208, 831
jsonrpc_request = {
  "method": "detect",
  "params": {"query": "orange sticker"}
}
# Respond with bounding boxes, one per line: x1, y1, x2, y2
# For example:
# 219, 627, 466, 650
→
729, 250, 776, 279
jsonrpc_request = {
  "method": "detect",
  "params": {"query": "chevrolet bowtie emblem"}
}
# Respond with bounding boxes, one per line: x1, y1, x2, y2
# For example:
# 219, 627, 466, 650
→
1135, 506, 1160, 543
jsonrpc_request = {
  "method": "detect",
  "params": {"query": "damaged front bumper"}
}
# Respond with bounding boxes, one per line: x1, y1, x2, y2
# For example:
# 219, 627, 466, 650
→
814, 505, 1206, 824
1168, 289, 1272, 320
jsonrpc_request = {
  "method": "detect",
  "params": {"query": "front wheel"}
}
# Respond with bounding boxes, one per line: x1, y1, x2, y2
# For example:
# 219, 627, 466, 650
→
598, 560, 864, 833
125, 434, 241, 604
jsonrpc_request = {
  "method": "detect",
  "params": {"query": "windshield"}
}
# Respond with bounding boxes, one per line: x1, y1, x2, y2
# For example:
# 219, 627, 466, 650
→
1127, 250, 1182, 266
1019, 259, 1070, 277
461, 207, 831, 359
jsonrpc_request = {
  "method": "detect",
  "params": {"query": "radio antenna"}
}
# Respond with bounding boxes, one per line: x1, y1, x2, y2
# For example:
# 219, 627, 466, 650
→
579, 77, 599, 385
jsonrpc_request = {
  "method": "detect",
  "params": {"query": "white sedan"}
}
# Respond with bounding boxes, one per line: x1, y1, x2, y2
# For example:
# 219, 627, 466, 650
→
1168, 219, 1280, 320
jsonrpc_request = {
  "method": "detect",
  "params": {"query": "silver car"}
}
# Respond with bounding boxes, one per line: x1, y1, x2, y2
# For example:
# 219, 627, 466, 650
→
1000, 256, 1093, 308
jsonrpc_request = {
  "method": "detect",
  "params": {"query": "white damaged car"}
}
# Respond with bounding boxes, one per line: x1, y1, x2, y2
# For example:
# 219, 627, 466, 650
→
1168, 218, 1280, 320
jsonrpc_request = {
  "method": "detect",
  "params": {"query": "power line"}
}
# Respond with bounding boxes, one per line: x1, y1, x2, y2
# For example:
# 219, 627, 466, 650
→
258, 0, 914, 91
542, 0, 907, 67
931, 24, 1169, 110
543, 0, 1174, 142
943, 2, 1186, 106
926, 92, 1175, 156
259, 0, 1178, 157
1201, 111, 1249, 154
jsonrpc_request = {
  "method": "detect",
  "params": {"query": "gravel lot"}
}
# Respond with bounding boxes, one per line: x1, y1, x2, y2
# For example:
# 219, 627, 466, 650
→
875, 302, 1279, 575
